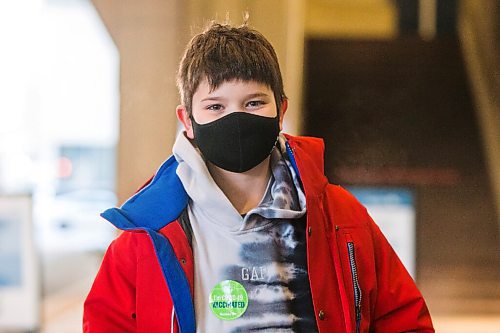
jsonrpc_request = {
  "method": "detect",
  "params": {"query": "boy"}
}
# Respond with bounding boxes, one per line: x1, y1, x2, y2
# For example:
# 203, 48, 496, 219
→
83, 22, 434, 332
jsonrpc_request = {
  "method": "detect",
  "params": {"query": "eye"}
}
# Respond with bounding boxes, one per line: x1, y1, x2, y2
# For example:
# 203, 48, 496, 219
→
246, 100, 265, 108
206, 104, 223, 112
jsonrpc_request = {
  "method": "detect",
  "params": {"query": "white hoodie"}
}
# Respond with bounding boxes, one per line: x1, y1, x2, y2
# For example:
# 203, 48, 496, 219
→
173, 132, 317, 333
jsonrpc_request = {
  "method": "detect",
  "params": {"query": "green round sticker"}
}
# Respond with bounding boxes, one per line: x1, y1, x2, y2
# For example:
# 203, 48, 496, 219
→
209, 280, 248, 320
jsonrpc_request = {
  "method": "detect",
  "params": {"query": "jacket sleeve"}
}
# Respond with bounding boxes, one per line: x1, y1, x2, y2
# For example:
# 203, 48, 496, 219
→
368, 216, 434, 332
83, 231, 138, 332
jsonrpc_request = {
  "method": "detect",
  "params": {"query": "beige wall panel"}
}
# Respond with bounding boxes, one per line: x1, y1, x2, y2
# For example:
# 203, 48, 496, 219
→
247, 0, 304, 134
92, 0, 188, 203
187, 0, 245, 29
459, 0, 500, 225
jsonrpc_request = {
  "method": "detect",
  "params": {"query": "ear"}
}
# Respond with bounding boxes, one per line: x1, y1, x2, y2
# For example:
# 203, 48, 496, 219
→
176, 105, 195, 139
278, 99, 288, 131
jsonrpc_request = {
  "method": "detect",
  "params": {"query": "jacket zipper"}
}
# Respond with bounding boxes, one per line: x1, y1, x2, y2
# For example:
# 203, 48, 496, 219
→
347, 242, 362, 333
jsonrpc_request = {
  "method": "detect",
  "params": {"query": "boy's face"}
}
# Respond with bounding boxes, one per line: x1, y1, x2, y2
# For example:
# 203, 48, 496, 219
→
177, 79, 287, 139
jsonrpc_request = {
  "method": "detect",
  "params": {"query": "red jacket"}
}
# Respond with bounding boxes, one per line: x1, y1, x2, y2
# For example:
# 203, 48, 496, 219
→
83, 134, 434, 332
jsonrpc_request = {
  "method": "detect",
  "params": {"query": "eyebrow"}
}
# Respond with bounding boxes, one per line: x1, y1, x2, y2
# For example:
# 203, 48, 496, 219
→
200, 92, 270, 103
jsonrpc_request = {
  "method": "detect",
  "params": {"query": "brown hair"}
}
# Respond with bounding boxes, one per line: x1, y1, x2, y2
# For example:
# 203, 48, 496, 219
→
177, 22, 286, 115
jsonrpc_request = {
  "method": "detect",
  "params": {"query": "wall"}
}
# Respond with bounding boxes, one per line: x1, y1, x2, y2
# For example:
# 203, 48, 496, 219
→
91, 0, 188, 203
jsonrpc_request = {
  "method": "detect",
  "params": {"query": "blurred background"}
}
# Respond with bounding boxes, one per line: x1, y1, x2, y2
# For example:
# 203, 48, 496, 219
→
0, 0, 498, 332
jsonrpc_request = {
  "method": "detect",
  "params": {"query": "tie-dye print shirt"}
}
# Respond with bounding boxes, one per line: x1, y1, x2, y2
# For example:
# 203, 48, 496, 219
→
173, 133, 318, 332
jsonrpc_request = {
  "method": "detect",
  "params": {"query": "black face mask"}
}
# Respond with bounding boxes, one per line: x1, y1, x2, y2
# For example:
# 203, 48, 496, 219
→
191, 112, 280, 173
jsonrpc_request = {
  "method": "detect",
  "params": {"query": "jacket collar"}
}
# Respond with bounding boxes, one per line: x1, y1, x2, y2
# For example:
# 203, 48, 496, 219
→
284, 134, 329, 199
101, 155, 189, 231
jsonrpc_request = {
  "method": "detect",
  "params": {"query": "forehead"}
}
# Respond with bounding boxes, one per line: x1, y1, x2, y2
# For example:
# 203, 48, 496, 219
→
194, 78, 274, 98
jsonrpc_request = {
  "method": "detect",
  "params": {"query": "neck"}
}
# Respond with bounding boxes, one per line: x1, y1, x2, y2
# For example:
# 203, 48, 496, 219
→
207, 157, 272, 214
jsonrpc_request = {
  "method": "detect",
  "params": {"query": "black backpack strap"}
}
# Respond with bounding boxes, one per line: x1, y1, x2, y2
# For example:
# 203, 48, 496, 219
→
178, 207, 193, 249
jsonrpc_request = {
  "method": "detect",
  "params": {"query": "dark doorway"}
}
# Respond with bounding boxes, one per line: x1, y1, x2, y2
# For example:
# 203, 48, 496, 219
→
303, 37, 500, 314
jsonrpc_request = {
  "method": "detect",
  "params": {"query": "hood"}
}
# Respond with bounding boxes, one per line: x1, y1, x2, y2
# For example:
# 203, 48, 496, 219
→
173, 132, 307, 233
101, 133, 328, 231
